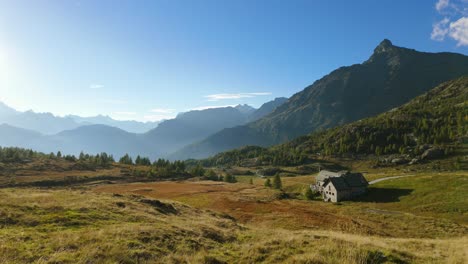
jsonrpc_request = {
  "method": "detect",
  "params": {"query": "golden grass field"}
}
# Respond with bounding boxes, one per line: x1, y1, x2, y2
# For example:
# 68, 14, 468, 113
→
0, 162, 467, 263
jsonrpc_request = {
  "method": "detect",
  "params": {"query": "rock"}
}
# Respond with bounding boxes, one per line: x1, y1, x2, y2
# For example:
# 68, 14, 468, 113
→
421, 147, 444, 160
418, 144, 432, 152
409, 158, 420, 165
391, 158, 407, 165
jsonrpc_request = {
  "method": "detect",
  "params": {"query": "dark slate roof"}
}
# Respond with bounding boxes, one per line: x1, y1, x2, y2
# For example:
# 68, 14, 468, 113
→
342, 173, 368, 187
322, 171, 368, 191
327, 177, 349, 191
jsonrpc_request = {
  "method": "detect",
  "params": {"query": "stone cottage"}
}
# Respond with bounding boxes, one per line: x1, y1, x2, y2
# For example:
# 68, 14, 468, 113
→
311, 170, 368, 202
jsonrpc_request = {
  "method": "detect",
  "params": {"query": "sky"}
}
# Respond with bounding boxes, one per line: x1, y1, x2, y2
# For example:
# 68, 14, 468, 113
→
0, 0, 467, 122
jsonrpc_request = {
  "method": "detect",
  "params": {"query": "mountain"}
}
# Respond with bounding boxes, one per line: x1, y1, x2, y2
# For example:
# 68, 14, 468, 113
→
0, 102, 159, 134
0, 99, 284, 159
67, 115, 160, 133
247, 97, 287, 122
0, 124, 146, 158
171, 39, 468, 160
0, 124, 43, 149
143, 100, 282, 156
0, 102, 19, 119
235, 104, 256, 115
143, 106, 252, 156
198, 76, 468, 167
50, 125, 146, 158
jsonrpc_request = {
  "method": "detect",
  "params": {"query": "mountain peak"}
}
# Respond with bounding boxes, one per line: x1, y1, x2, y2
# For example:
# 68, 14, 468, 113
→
365, 39, 400, 64
235, 104, 256, 114
374, 39, 393, 54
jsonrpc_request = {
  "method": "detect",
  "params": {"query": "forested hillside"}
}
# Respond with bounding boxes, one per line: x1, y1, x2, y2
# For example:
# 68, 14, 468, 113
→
172, 40, 468, 160
199, 77, 467, 167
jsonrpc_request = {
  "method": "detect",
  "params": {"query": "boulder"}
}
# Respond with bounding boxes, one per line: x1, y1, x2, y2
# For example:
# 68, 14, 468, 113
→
421, 147, 444, 160
391, 158, 408, 165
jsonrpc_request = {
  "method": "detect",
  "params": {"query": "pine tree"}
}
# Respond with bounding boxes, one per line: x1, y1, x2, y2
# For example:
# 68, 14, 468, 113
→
273, 173, 282, 189
79, 151, 85, 161
264, 178, 272, 187
272, 174, 282, 189
119, 154, 133, 165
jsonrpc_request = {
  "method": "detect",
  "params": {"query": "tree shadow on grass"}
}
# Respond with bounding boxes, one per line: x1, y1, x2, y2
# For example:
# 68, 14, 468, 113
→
353, 187, 414, 203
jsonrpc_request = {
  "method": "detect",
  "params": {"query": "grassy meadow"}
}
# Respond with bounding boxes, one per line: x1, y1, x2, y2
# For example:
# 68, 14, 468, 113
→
0, 156, 467, 263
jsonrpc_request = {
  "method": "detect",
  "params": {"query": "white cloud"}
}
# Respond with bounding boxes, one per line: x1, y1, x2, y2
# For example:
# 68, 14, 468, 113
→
150, 108, 176, 114
436, 0, 450, 12
190, 104, 237, 111
90, 84, 104, 89
431, 0, 468, 46
449, 17, 468, 46
205, 92, 271, 101
431, 17, 450, 41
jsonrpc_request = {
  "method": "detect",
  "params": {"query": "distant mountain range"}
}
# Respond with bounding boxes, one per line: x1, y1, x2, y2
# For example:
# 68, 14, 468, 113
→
66, 115, 161, 134
142, 102, 287, 156
0, 98, 287, 158
170, 39, 468, 160
0, 102, 160, 134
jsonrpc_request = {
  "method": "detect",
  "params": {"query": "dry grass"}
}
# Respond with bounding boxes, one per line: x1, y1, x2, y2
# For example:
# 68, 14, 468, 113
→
0, 187, 240, 263
0, 187, 466, 263
0, 166, 466, 263
93, 172, 468, 239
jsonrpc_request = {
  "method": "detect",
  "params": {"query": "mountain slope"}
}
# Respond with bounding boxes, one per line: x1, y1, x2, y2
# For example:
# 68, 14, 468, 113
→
247, 97, 287, 122
143, 106, 252, 156
67, 115, 160, 133
172, 39, 468, 160
50, 125, 146, 158
143, 98, 287, 156
0, 124, 43, 149
0, 124, 146, 158
198, 77, 468, 167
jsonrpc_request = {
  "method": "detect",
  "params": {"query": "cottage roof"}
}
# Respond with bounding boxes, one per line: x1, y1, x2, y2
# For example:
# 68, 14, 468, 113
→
325, 177, 349, 191
342, 173, 368, 187
316, 170, 348, 182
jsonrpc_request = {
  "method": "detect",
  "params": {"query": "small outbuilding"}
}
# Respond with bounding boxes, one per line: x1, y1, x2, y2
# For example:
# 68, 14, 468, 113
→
311, 170, 368, 202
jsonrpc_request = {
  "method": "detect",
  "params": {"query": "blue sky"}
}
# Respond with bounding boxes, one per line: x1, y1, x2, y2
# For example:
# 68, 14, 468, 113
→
0, 0, 466, 122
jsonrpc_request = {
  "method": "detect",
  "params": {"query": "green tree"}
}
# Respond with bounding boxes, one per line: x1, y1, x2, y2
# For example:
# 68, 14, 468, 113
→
205, 169, 218, 181
272, 173, 282, 189
135, 155, 141, 165
264, 178, 272, 188
303, 186, 315, 200
119, 154, 133, 165
190, 164, 205, 177
56, 151, 62, 158
224, 174, 237, 183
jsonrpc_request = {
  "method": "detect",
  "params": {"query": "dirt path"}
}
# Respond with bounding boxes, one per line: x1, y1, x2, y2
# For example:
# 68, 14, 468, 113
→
368, 175, 415, 185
